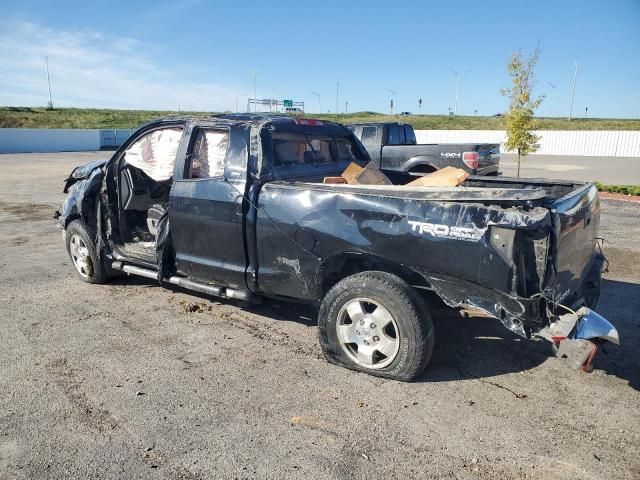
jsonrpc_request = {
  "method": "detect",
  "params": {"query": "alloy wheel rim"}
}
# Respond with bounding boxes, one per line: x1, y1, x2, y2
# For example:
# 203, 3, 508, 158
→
336, 297, 400, 369
69, 234, 92, 278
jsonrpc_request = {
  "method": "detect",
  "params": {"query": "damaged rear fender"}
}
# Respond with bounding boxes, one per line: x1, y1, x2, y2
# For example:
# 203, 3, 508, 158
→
315, 255, 540, 338
414, 272, 546, 338
316, 252, 431, 298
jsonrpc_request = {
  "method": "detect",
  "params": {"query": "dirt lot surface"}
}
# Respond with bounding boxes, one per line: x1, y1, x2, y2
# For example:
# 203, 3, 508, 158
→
1, 152, 639, 480
500, 153, 640, 184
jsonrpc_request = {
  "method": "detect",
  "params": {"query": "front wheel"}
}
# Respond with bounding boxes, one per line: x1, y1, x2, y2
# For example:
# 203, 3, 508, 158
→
318, 271, 434, 382
65, 220, 109, 284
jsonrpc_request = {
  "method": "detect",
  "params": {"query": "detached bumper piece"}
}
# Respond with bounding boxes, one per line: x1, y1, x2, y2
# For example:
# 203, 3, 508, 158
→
549, 307, 620, 372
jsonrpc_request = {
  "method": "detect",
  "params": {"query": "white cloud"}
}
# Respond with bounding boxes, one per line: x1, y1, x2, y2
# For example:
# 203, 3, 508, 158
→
0, 21, 238, 111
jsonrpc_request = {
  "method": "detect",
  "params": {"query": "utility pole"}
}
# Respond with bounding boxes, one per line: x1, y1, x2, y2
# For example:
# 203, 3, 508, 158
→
548, 82, 557, 116
418, 98, 422, 115
45, 56, 53, 109
448, 67, 460, 115
309, 91, 321, 113
388, 89, 396, 115
335, 82, 340, 115
345, 101, 348, 114
235, 93, 248, 113
252, 70, 257, 112
568, 61, 578, 121
458, 70, 471, 114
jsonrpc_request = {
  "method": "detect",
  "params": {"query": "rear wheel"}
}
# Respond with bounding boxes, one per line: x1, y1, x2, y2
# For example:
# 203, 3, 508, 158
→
65, 220, 109, 284
318, 271, 434, 382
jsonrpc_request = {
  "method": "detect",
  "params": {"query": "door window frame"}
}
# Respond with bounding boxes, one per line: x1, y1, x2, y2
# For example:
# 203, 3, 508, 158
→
175, 126, 231, 182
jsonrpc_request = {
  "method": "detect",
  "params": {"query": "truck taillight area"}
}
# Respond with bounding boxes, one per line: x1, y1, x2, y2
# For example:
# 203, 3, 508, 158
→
462, 151, 480, 170
294, 118, 324, 126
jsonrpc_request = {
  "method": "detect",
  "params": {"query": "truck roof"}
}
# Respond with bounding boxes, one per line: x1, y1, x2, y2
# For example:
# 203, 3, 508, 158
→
347, 121, 409, 127
148, 113, 350, 131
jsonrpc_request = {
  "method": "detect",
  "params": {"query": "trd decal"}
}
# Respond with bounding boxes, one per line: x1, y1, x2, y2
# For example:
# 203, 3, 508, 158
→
408, 220, 486, 242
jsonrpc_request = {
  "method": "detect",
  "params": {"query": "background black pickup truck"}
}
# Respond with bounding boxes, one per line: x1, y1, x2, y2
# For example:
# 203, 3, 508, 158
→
348, 122, 500, 176
56, 114, 617, 381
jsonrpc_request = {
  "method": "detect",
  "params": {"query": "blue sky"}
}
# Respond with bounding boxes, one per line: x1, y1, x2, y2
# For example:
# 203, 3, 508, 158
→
1, 0, 639, 117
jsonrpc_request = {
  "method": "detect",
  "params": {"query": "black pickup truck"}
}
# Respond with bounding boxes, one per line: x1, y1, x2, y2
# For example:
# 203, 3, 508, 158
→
55, 114, 618, 381
349, 122, 500, 176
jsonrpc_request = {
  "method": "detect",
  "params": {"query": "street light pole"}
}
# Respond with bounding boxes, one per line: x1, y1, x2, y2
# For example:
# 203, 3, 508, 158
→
568, 61, 578, 121
458, 70, 471, 114
447, 67, 460, 115
309, 91, 321, 113
548, 82, 557, 117
252, 70, 257, 112
388, 89, 396, 115
45, 56, 53, 109
236, 93, 248, 113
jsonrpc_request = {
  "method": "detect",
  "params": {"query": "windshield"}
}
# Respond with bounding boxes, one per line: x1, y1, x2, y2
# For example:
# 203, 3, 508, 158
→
272, 132, 366, 167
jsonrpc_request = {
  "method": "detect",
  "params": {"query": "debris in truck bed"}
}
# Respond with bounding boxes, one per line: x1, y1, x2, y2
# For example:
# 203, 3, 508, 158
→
340, 162, 392, 185
323, 176, 347, 184
341, 162, 364, 183
407, 166, 469, 187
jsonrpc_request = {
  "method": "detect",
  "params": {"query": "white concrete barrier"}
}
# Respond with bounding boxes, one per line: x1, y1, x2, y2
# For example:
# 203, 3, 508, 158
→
0, 128, 101, 153
1, 128, 639, 157
414, 130, 640, 157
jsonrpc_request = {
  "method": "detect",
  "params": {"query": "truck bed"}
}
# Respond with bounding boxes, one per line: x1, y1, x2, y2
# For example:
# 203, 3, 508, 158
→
257, 172, 600, 337
275, 171, 586, 205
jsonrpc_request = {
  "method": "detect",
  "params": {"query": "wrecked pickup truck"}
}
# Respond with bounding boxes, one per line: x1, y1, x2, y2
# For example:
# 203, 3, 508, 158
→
55, 114, 619, 381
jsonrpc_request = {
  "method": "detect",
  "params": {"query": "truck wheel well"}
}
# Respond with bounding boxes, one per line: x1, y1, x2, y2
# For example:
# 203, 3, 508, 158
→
319, 254, 428, 296
64, 213, 82, 229
408, 164, 437, 174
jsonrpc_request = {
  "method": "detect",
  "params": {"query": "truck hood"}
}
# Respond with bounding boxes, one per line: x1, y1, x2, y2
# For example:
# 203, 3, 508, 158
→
63, 158, 108, 193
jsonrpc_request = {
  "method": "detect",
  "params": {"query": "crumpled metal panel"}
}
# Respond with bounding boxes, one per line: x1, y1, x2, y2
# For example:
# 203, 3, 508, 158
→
420, 274, 533, 337
573, 308, 620, 345
62, 158, 107, 193
56, 161, 106, 230
255, 182, 551, 319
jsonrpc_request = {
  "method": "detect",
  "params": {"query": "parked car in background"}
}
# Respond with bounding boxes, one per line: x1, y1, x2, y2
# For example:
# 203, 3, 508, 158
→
348, 122, 500, 176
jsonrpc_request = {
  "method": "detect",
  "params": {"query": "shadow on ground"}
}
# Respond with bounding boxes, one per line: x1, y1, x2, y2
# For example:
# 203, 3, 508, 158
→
592, 278, 640, 390
422, 278, 640, 390
109, 275, 640, 389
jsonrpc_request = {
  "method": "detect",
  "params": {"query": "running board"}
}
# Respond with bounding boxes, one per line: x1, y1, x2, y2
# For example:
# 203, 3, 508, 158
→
112, 262, 259, 303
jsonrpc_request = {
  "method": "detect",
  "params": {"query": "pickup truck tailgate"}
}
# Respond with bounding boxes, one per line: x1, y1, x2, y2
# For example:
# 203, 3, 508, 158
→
476, 144, 500, 170
549, 183, 601, 304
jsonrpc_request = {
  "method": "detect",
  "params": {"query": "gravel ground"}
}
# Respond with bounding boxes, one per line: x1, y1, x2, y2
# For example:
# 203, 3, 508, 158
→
1, 152, 639, 480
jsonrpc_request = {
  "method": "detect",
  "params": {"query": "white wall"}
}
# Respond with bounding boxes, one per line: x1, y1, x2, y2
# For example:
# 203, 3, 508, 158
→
1, 128, 639, 157
0, 128, 101, 153
414, 130, 640, 157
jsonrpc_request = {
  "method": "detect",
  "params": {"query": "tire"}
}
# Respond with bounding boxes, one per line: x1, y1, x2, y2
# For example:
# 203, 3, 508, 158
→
65, 220, 109, 284
318, 271, 434, 382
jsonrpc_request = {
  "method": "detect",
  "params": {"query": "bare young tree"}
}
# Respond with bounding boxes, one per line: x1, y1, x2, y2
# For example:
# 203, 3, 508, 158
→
501, 47, 544, 178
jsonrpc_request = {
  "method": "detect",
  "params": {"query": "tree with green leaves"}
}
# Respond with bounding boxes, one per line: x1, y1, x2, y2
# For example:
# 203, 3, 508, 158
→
501, 47, 544, 178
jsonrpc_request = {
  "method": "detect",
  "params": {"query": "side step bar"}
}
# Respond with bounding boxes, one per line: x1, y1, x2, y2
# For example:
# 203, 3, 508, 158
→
112, 261, 259, 303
